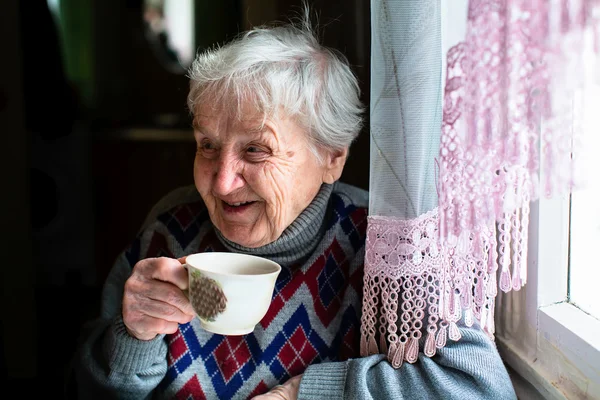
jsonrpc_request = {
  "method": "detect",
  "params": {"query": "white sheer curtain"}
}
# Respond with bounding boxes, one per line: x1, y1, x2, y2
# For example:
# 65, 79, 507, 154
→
361, 0, 447, 367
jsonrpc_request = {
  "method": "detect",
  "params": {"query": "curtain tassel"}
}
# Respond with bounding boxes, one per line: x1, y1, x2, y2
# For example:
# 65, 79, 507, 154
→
389, 341, 405, 369
424, 331, 437, 357
405, 337, 420, 363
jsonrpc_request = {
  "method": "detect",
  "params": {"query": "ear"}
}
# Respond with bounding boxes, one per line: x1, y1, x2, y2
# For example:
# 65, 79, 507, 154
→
322, 147, 348, 184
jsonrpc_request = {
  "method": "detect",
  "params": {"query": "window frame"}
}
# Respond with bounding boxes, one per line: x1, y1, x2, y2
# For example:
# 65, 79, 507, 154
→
496, 194, 600, 399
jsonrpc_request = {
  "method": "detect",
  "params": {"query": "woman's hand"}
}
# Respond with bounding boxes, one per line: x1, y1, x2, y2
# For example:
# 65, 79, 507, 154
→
252, 375, 302, 400
122, 257, 195, 340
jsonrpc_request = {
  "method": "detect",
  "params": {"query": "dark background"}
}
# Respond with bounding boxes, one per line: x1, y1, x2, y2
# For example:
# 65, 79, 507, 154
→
0, 0, 370, 397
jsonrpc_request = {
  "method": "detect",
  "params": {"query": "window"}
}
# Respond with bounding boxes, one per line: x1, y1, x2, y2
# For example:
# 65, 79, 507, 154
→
569, 53, 600, 320
497, 182, 600, 399
495, 40, 600, 399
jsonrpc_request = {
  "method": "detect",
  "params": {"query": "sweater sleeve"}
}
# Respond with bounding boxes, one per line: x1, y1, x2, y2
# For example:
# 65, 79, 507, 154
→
73, 186, 201, 399
74, 251, 168, 399
298, 325, 517, 400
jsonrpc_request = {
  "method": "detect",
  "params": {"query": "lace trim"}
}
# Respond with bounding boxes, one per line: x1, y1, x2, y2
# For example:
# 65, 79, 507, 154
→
360, 209, 529, 367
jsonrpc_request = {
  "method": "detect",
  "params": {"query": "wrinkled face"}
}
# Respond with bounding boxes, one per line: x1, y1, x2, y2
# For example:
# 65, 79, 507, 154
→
193, 105, 338, 248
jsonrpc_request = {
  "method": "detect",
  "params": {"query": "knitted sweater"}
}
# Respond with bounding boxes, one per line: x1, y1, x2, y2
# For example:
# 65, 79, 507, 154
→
74, 182, 517, 399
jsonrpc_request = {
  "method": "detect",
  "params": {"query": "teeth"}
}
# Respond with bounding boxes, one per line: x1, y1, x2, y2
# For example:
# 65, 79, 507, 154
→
228, 201, 250, 207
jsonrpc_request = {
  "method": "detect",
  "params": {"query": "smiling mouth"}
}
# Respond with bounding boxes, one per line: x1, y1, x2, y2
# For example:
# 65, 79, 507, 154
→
225, 201, 255, 207
221, 200, 257, 213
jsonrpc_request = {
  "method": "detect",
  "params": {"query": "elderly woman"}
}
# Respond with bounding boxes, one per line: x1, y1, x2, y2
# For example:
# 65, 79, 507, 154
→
74, 16, 516, 400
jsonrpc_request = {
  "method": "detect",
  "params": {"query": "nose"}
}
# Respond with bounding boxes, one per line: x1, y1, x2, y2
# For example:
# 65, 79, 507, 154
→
212, 152, 245, 197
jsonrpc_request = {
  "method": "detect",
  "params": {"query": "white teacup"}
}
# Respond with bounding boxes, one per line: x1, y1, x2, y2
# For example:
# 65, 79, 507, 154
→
183, 252, 281, 336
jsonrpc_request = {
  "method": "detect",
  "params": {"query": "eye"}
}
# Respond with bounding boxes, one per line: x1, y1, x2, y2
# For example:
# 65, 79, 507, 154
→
244, 144, 269, 161
197, 139, 218, 159
202, 141, 215, 150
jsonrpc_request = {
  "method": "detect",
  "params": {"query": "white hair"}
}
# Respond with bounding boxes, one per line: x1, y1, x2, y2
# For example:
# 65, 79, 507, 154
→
186, 10, 364, 158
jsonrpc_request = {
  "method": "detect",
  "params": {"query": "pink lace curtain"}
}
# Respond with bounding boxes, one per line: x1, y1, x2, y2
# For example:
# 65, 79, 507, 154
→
361, 0, 600, 368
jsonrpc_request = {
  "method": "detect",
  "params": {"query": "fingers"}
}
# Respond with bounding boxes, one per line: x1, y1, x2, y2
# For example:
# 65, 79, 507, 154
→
132, 295, 194, 324
147, 257, 190, 291
125, 271, 195, 317
261, 387, 288, 399
143, 279, 195, 317
251, 375, 302, 400
123, 257, 195, 341
251, 388, 288, 400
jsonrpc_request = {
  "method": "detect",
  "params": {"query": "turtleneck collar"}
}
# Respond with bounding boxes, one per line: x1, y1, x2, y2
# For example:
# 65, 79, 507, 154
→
214, 183, 334, 268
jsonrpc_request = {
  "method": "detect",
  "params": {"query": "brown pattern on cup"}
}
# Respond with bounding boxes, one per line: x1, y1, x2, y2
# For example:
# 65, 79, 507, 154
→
189, 270, 227, 321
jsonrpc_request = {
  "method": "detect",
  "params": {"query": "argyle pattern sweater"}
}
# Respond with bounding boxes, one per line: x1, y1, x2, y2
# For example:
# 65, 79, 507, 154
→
76, 182, 369, 399
153, 188, 366, 398
75, 182, 517, 400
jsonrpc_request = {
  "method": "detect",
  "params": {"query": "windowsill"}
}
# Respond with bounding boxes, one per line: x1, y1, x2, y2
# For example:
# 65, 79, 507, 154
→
497, 302, 600, 400
538, 302, 600, 388
497, 336, 566, 400
540, 302, 600, 352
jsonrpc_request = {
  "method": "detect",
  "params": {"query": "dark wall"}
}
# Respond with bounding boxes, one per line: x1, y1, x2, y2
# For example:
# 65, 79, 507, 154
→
2, 0, 369, 396
1, 0, 37, 389
92, 0, 241, 129
277, 0, 371, 191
